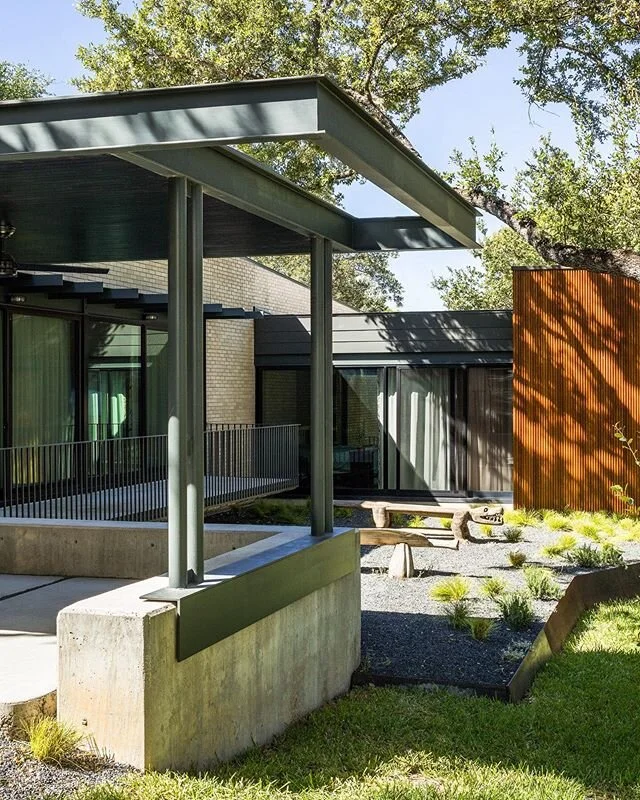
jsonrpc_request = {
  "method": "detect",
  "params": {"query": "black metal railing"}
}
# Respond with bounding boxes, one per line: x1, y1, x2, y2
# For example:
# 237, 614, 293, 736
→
0, 424, 299, 521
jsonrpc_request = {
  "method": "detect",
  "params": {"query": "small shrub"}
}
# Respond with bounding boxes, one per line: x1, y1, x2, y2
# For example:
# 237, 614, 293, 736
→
441, 518, 453, 530
467, 617, 495, 641
523, 566, 561, 600
501, 637, 531, 663
601, 542, 625, 566
446, 600, 470, 630
24, 717, 84, 765
480, 576, 507, 600
569, 518, 602, 541
541, 510, 572, 531
504, 508, 540, 527
496, 591, 534, 630
407, 515, 425, 528
479, 524, 494, 537
507, 550, 527, 568
390, 512, 406, 527
540, 533, 578, 558
430, 575, 470, 602
566, 544, 604, 568
503, 525, 524, 543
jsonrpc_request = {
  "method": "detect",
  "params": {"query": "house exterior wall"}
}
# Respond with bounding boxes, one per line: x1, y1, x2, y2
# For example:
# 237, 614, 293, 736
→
90, 257, 352, 424
513, 268, 640, 511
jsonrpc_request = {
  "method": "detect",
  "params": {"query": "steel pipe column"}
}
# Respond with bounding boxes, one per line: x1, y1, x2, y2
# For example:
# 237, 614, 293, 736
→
310, 237, 333, 536
186, 182, 205, 582
168, 177, 189, 588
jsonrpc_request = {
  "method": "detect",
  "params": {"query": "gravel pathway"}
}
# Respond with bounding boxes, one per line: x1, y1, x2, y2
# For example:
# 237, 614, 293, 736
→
359, 522, 640, 691
0, 736, 131, 800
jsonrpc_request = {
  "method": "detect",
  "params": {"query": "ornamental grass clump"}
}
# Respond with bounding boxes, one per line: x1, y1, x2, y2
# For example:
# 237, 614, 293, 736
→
446, 600, 470, 630
496, 591, 534, 630
407, 515, 425, 528
503, 525, 524, 543
504, 508, 540, 527
441, 518, 453, 530
467, 617, 495, 641
430, 575, 470, 602
479, 523, 494, 537
508, 550, 527, 568
480, 576, 507, 600
24, 717, 84, 766
566, 542, 624, 568
541, 510, 572, 531
540, 533, 578, 558
523, 566, 561, 600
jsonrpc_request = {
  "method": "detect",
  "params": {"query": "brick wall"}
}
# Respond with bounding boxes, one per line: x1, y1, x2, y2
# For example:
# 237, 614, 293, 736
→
83, 257, 352, 424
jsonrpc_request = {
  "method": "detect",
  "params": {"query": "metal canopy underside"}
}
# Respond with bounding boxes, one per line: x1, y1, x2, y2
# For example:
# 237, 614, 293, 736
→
0, 76, 478, 256
0, 153, 463, 262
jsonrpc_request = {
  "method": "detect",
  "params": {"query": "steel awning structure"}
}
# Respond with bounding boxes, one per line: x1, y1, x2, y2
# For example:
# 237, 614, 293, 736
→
0, 75, 478, 596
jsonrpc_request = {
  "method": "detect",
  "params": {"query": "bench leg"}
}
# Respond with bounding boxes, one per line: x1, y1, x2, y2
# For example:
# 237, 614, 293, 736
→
372, 506, 390, 528
388, 543, 415, 579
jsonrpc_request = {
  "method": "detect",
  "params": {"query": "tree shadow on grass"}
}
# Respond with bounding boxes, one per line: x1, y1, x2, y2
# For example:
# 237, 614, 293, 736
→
214, 602, 640, 799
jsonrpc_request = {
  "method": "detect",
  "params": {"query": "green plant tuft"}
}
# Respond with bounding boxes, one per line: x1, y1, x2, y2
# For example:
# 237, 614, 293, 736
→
24, 717, 84, 766
565, 542, 624, 568
430, 575, 470, 602
480, 576, 507, 600
503, 525, 524, 543
446, 600, 470, 630
508, 550, 527, 568
523, 566, 562, 600
496, 591, 535, 630
441, 518, 453, 530
467, 617, 495, 641
407, 515, 425, 528
504, 508, 541, 527
540, 533, 578, 558
479, 523, 494, 537
601, 542, 625, 566
541, 510, 572, 531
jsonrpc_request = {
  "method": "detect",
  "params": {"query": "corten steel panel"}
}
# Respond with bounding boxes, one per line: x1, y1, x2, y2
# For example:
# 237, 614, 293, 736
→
513, 269, 640, 511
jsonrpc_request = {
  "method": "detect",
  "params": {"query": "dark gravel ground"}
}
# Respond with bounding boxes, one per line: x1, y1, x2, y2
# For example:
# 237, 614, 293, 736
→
359, 521, 640, 691
0, 737, 131, 800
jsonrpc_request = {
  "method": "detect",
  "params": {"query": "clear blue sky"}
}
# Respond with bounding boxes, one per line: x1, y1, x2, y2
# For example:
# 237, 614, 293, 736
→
5, 1, 578, 310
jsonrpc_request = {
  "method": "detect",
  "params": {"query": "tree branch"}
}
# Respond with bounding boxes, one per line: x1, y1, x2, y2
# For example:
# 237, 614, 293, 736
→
459, 186, 640, 279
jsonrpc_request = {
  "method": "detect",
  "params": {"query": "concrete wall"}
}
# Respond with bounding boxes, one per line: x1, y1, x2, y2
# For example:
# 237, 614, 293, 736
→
57, 528, 361, 770
0, 520, 275, 580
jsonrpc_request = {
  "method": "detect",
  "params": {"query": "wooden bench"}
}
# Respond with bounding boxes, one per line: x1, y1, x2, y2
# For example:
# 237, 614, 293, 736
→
335, 499, 504, 578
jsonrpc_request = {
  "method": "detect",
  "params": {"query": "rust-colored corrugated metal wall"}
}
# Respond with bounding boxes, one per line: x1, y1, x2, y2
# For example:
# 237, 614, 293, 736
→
514, 268, 640, 511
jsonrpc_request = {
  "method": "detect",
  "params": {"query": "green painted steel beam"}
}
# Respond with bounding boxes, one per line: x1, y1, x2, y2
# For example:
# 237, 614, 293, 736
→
0, 77, 477, 249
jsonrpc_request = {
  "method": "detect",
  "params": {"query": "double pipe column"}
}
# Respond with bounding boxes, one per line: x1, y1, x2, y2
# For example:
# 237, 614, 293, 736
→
168, 177, 204, 589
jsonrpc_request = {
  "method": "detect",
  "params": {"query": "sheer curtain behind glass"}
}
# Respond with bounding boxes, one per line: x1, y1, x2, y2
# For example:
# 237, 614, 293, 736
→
12, 313, 75, 447
399, 368, 450, 491
467, 368, 513, 492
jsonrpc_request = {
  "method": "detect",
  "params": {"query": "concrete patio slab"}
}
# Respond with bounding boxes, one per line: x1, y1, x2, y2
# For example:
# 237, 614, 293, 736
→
0, 575, 133, 733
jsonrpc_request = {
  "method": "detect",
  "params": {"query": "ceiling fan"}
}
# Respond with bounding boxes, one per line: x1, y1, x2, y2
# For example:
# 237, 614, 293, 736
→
0, 220, 109, 278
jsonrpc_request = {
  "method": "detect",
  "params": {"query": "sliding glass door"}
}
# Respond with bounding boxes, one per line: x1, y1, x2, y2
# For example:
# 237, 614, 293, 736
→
467, 367, 513, 492
87, 322, 141, 440
398, 368, 451, 491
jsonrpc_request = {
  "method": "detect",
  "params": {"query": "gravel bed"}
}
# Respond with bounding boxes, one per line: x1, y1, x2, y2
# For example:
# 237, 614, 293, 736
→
359, 523, 640, 690
0, 736, 131, 800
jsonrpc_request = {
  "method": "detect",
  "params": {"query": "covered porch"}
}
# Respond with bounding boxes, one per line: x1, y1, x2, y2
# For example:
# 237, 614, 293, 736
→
0, 76, 477, 767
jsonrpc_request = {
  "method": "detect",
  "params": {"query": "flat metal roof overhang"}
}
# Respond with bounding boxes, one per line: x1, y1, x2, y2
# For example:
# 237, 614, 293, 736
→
0, 76, 478, 263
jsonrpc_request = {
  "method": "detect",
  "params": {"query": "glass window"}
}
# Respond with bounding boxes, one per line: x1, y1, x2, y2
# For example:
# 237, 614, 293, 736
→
146, 329, 168, 436
398, 368, 451, 491
12, 313, 75, 446
261, 369, 311, 484
467, 368, 513, 492
334, 368, 383, 489
87, 322, 141, 440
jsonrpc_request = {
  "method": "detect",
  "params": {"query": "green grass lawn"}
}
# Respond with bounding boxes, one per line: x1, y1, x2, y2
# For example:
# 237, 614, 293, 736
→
73, 599, 640, 800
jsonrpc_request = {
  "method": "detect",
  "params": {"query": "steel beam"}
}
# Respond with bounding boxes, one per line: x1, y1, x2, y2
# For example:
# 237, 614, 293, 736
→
167, 177, 189, 589
186, 183, 205, 583
310, 237, 329, 536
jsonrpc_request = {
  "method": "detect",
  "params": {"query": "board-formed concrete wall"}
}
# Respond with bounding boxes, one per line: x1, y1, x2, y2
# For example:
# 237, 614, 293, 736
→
57, 528, 361, 770
0, 520, 275, 579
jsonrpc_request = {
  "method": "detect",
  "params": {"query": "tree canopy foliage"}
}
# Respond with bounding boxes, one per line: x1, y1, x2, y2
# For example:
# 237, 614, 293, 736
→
0, 61, 49, 100
434, 112, 640, 308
